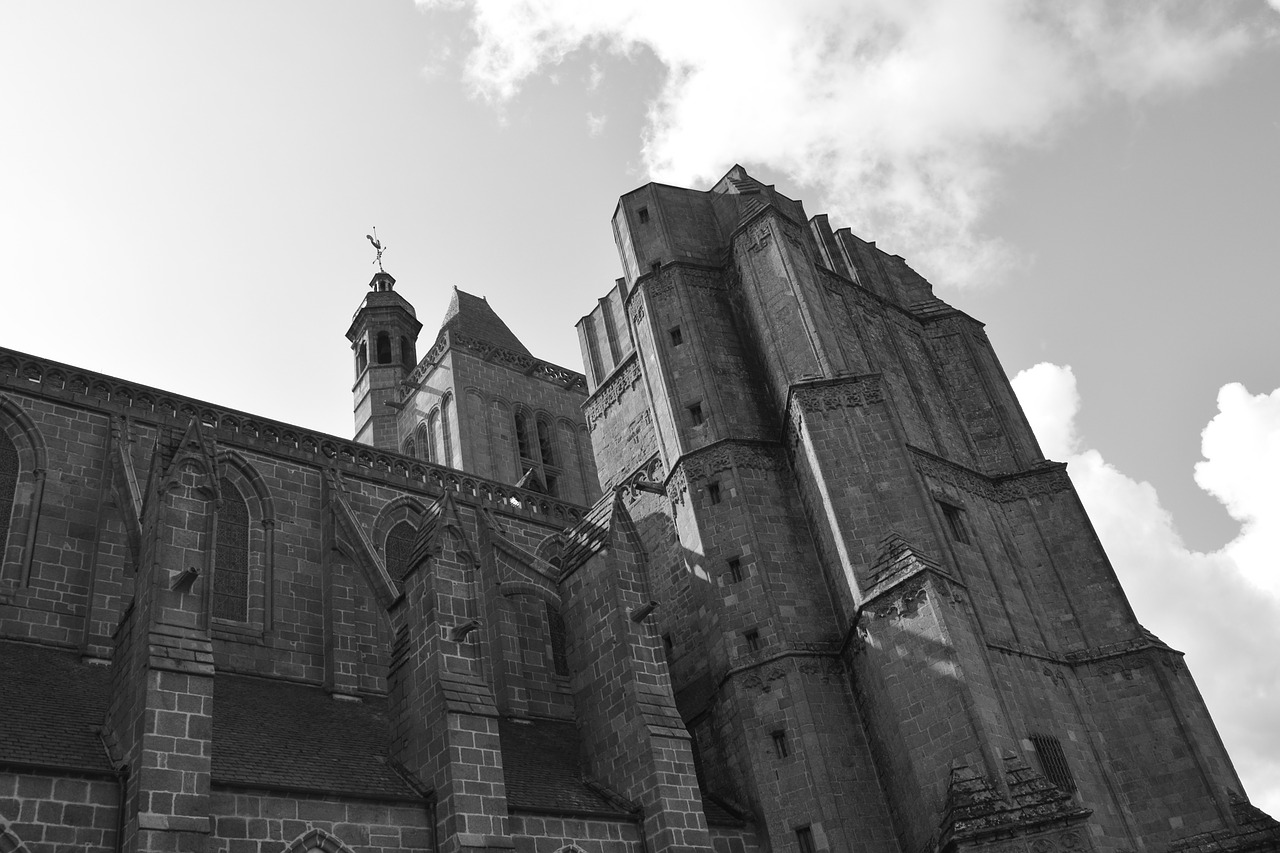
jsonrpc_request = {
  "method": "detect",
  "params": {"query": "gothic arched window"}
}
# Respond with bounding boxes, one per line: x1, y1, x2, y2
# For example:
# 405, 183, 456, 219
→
536, 417, 556, 467
355, 341, 368, 376
0, 431, 17, 552
384, 521, 419, 581
441, 393, 454, 469
402, 437, 415, 458
214, 478, 250, 622
415, 421, 431, 463
427, 409, 440, 464
514, 410, 533, 463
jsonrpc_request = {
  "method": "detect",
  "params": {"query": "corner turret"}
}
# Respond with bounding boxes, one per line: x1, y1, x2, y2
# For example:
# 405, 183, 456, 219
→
347, 269, 423, 449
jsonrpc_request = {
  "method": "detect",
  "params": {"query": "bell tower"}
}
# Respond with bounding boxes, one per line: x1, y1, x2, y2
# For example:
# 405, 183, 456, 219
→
347, 269, 422, 450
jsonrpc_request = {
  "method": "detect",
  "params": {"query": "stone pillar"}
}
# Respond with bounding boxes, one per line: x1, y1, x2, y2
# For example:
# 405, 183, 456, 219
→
106, 423, 216, 853
387, 494, 514, 853
562, 495, 713, 853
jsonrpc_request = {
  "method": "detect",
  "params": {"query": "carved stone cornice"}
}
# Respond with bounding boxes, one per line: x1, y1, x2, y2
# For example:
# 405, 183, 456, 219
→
784, 374, 885, 438
584, 353, 641, 431
664, 440, 788, 504
910, 447, 1072, 503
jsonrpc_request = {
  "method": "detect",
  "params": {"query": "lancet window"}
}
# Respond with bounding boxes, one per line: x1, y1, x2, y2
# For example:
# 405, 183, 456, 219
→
214, 478, 250, 622
0, 432, 17, 552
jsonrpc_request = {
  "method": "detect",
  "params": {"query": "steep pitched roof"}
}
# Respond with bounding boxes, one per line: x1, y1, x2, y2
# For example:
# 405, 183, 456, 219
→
0, 641, 114, 775
212, 673, 418, 800
440, 288, 531, 356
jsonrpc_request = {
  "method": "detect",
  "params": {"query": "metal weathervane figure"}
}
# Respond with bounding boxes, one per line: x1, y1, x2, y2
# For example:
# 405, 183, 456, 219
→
366, 228, 387, 272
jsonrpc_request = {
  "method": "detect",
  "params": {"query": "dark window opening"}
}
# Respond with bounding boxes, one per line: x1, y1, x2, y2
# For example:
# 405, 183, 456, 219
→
514, 411, 533, 461
662, 633, 674, 661
546, 601, 570, 676
0, 432, 18, 550
536, 419, 557, 467
940, 502, 971, 545
650, 260, 661, 274
213, 479, 249, 622
796, 827, 816, 853
441, 394, 454, 468
638, 207, 650, 224
771, 729, 789, 759
669, 326, 683, 346
688, 402, 704, 426
355, 341, 368, 375
543, 473, 559, 497
376, 331, 392, 365
400, 336, 414, 368
744, 629, 761, 653
707, 482, 721, 504
727, 557, 743, 584
384, 521, 419, 582
1030, 734, 1077, 793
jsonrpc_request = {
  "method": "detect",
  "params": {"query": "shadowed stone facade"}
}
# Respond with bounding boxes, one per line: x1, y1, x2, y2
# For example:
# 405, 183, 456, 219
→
0, 167, 1275, 853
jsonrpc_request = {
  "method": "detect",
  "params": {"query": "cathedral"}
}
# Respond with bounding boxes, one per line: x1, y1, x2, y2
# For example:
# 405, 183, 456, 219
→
1, 166, 1276, 853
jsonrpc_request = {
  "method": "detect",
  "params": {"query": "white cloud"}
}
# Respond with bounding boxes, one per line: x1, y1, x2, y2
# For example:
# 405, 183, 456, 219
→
1013, 363, 1280, 818
415, 0, 1266, 286
586, 111, 607, 137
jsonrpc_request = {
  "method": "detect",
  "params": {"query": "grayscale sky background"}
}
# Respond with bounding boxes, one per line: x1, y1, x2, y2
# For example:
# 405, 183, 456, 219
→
2, 0, 1278, 815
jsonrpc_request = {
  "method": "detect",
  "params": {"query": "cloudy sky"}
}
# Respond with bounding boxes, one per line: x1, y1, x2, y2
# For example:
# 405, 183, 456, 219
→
1, 0, 1277, 815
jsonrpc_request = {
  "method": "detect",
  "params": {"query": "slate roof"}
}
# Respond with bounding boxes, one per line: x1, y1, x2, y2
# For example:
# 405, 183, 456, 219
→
499, 716, 745, 826
440, 288, 532, 356
499, 717, 627, 816
212, 674, 418, 800
0, 641, 114, 775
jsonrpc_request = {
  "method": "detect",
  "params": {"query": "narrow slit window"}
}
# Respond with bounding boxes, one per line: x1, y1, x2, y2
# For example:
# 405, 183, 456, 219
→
796, 827, 816, 853
546, 602, 570, 677
707, 482, 721, 505
771, 729, 789, 759
688, 403, 704, 426
744, 629, 761, 653
669, 326, 683, 346
727, 557, 743, 584
1030, 734, 1077, 793
662, 633, 674, 661
940, 502, 970, 545
638, 207, 650, 224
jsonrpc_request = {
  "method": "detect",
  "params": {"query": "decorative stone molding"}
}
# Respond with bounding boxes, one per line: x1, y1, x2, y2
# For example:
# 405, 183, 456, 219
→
0, 347, 584, 525
584, 354, 641, 431
911, 447, 1072, 504
614, 454, 665, 501
665, 440, 788, 505
785, 374, 885, 437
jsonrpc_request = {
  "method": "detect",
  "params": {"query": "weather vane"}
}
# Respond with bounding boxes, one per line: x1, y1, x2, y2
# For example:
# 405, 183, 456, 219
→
366, 228, 387, 272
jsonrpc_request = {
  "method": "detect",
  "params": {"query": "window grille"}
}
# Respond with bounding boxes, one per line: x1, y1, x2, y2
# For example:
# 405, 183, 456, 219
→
772, 730, 789, 759
384, 521, 418, 582
1030, 733, 1077, 793
796, 826, 816, 853
0, 432, 17, 551
214, 479, 250, 622
727, 557, 743, 584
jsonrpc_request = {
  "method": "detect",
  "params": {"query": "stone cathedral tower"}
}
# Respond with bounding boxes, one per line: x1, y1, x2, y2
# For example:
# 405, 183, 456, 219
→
574, 166, 1278, 852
